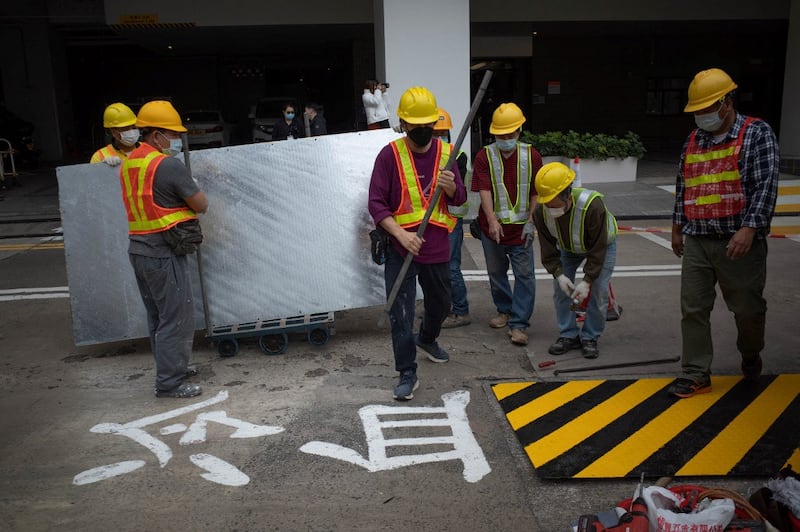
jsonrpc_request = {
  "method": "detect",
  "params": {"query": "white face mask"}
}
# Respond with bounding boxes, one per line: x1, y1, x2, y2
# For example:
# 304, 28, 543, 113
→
694, 106, 726, 132
119, 129, 140, 147
545, 206, 566, 218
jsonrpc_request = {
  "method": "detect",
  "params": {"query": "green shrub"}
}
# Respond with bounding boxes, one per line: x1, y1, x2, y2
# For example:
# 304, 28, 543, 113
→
520, 130, 646, 161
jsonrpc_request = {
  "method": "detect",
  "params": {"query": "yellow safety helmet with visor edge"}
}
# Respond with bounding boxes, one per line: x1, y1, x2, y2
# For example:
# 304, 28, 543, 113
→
535, 162, 576, 204
489, 102, 526, 135
135, 100, 187, 132
684, 68, 738, 113
397, 87, 439, 124
103, 103, 137, 128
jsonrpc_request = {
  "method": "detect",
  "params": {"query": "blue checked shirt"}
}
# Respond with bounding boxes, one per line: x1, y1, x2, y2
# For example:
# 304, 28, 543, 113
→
673, 113, 780, 237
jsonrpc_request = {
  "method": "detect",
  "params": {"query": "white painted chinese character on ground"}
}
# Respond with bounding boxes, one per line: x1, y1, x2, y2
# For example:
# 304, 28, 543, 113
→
73, 390, 284, 487
300, 390, 491, 483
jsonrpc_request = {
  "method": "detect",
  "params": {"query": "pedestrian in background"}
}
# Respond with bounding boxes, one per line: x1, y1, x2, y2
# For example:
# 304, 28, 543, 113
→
304, 102, 328, 136
90, 102, 140, 166
434, 108, 472, 329
362, 80, 393, 130
120, 100, 209, 399
669, 68, 779, 398
272, 102, 305, 141
471, 103, 542, 346
368, 87, 466, 401
533, 162, 618, 359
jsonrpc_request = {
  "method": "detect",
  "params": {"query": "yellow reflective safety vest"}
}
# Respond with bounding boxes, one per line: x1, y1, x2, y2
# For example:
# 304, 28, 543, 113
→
119, 143, 197, 235
682, 117, 754, 220
448, 150, 471, 218
90, 144, 127, 164
542, 188, 617, 253
486, 142, 533, 224
390, 138, 457, 232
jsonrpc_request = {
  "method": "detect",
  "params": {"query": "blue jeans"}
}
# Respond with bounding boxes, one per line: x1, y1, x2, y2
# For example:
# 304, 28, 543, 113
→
448, 221, 469, 315
384, 246, 451, 374
480, 234, 535, 330
553, 240, 616, 341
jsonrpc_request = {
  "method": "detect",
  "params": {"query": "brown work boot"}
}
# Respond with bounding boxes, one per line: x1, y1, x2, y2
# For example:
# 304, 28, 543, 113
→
489, 313, 510, 328
508, 328, 528, 346
442, 313, 471, 329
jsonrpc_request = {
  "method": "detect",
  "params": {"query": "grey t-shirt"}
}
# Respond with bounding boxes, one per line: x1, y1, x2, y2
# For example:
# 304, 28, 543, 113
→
128, 156, 201, 257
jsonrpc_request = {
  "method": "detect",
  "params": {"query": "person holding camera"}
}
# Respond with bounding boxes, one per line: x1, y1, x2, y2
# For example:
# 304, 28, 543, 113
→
120, 100, 208, 399
363, 79, 395, 130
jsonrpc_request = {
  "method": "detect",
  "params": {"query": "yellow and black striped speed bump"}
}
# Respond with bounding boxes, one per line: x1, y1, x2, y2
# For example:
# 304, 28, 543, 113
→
492, 375, 800, 479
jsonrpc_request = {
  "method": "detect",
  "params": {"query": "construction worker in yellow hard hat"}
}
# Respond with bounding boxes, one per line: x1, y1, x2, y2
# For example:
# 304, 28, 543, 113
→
532, 162, 618, 360
90, 102, 140, 166
471, 102, 542, 346
668, 67, 780, 399
120, 100, 208, 399
367, 87, 467, 400
433, 108, 472, 329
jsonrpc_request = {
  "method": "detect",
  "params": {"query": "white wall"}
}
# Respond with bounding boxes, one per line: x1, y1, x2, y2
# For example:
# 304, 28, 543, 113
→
780, 0, 800, 158
377, 0, 472, 155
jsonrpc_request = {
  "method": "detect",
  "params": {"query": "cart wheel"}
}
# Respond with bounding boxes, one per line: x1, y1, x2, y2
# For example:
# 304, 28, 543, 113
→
259, 333, 288, 355
307, 327, 330, 346
217, 338, 239, 357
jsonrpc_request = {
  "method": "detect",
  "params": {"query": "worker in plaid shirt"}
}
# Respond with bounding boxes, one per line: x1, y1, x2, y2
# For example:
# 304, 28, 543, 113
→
669, 68, 779, 399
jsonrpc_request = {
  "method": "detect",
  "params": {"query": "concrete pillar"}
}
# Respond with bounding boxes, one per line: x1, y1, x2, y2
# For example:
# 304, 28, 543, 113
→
780, 0, 800, 171
374, 0, 472, 155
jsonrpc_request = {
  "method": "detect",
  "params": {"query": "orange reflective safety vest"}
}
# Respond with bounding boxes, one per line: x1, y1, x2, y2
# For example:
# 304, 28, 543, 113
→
119, 143, 197, 235
682, 117, 754, 220
90, 144, 127, 164
390, 138, 457, 232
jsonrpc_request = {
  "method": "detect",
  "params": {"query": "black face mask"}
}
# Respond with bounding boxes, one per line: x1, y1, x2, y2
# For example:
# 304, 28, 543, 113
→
406, 126, 434, 146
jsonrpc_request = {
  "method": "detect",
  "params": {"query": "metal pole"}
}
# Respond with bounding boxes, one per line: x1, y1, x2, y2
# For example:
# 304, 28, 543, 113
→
552, 356, 680, 376
181, 134, 212, 336
383, 70, 493, 315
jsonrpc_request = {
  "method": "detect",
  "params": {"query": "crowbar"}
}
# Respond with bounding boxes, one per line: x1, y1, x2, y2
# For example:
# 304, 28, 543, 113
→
553, 356, 680, 376
382, 70, 493, 318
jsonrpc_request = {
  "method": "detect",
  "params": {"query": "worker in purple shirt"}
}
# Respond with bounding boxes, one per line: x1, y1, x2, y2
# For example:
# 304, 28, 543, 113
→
368, 86, 467, 401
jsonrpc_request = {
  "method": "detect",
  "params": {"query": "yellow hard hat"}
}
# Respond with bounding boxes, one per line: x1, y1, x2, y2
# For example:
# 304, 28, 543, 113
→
434, 108, 453, 131
684, 68, 738, 113
397, 87, 439, 124
103, 103, 137, 128
135, 100, 187, 132
535, 162, 576, 204
489, 103, 526, 135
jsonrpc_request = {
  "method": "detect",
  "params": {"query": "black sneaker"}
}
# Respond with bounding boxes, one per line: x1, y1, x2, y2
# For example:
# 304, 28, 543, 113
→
393, 371, 419, 401
581, 339, 599, 359
155, 382, 202, 398
667, 376, 711, 398
415, 335, 449, 363
741, 355, 762, 382
548, 336, 582, 356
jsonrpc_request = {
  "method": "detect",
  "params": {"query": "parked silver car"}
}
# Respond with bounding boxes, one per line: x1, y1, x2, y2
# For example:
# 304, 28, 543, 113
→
184, 110, 231, 148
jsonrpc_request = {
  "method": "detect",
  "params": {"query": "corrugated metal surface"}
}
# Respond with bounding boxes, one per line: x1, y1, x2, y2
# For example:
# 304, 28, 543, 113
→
58, 129, 400, 345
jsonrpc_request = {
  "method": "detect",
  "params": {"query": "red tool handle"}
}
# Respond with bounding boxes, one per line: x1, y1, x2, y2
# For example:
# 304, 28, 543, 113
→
538, 360, 556, 368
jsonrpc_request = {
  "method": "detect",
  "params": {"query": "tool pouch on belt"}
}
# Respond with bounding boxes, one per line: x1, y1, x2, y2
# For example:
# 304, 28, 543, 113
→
163, 219, 203, 255
369, 226, 389, 265
469, 218, 481, 240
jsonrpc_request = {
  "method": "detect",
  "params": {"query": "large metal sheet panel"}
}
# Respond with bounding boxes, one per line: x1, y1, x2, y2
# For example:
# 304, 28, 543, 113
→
58, 129, 400, 345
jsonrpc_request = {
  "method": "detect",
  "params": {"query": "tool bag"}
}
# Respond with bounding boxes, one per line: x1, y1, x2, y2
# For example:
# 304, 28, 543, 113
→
369, 226, 389, 265
162, 219, 203, 255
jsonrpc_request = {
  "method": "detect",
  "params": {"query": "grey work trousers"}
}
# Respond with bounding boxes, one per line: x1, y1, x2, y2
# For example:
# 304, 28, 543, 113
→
680, 235, 767, 380
130, 253, 195, 391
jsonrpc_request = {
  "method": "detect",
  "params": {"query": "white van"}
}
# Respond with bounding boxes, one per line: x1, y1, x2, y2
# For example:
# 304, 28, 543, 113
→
250, 97, 295, 142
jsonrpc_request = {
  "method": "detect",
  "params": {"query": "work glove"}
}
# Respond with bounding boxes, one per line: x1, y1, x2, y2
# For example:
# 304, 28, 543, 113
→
556, 274, 575, 297
571, 280, 591, 304
522, 220, 535, 249
392, 124, 403, 133
103, 156, 122, 167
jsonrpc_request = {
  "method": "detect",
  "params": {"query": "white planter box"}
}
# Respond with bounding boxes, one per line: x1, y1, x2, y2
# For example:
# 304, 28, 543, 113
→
576, 157, 638, 184
540, 156, 638, 183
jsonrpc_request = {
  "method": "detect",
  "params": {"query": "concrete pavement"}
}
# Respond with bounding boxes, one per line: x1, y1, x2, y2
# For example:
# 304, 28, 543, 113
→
1, 158, 799, 530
